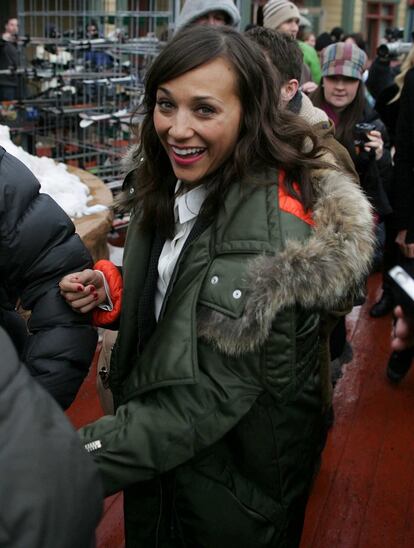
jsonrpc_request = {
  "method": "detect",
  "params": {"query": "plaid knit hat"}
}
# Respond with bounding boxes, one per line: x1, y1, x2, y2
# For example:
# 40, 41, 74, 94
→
321, 42, 367, 80
263, 0, 300, 31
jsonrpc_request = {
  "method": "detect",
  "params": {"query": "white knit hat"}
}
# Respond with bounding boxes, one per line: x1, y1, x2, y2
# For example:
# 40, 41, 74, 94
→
175, 0, 241, 33
263, 0, 300, 31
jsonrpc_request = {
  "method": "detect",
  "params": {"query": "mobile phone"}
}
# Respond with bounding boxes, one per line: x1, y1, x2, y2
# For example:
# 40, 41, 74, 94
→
387, 266, 414, 317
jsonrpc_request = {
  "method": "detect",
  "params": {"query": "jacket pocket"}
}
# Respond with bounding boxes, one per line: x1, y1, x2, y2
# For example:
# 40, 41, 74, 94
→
198, 254, 254, 319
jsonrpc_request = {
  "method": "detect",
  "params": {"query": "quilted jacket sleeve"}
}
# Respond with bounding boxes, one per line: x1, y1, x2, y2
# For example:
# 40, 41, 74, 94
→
0, 148, 98, 408
79, 359, 263, 496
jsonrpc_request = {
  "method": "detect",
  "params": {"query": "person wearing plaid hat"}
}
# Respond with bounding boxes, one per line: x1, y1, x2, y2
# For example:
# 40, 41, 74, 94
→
311, 42, 392, 219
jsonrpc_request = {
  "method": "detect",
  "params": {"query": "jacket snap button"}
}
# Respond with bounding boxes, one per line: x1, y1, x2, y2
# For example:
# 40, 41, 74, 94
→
233, 289, 242, 299
211, 276, 219, 285
129, 187, 135, 194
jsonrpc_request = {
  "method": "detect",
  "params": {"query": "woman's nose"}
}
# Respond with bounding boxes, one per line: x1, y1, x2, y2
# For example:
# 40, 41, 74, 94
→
168, 111, 194, 140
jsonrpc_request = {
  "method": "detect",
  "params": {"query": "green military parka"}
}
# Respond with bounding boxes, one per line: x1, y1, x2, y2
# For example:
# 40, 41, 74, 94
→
80, 166, 374, 548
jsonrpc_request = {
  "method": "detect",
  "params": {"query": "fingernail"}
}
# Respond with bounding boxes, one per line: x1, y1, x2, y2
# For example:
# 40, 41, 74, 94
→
77, 285, 83, 292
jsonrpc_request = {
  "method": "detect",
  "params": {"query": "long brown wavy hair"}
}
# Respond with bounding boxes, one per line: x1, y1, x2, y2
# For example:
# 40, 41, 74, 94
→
122, 25, 330, 239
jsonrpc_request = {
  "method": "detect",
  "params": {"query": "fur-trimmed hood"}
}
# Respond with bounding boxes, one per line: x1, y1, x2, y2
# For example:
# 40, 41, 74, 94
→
197, 168, 374, 355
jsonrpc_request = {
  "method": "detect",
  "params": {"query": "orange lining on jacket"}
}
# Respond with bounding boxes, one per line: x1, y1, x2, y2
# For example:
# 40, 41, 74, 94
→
278, 170, 315, 226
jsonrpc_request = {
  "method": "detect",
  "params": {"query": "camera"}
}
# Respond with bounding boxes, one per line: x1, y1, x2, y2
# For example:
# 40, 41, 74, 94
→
388, 266, 414, 317
377, 41, 412, 59
354, 122, 376, 148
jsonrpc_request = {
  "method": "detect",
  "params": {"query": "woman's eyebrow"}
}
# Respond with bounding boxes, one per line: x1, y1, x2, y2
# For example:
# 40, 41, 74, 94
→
157, 87, 223, 105
157, 86, 172, 95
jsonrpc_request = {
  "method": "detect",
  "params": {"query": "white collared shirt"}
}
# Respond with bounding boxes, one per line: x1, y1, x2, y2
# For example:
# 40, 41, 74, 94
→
155, 181, 207, 320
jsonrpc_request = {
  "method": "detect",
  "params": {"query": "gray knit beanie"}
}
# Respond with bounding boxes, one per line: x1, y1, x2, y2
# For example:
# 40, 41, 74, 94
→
175, 0, 241, 33
263, 0, 300, 31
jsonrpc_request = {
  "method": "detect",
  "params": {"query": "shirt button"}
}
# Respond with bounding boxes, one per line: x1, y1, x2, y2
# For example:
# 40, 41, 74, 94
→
233, 289, 242, 299
211, 276, 219, 285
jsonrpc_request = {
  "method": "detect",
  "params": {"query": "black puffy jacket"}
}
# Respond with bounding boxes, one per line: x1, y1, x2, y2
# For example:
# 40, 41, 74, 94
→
0, 146, 97, 408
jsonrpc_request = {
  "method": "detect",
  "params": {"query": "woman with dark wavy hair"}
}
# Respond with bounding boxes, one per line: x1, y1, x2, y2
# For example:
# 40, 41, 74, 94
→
61, 25, 373, 547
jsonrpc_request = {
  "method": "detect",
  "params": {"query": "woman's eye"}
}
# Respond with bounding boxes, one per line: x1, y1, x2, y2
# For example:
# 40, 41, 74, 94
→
196, 105, 215, 116
157, 99, 174, 111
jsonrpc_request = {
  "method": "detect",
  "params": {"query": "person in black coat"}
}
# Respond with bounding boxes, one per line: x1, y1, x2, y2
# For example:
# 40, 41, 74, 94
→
391, 68, 414, 245
382, 66, 414, 382
0, 326, 103, 547
0, 145, 98, 409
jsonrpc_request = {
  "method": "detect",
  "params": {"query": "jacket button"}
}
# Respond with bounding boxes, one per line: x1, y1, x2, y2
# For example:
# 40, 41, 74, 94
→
232, 289, 242, 299
129, 187, 135, 194
211, 276, 219, 285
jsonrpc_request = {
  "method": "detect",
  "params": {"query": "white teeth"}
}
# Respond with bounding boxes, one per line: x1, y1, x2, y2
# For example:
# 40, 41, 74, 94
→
172, 146, 205, 156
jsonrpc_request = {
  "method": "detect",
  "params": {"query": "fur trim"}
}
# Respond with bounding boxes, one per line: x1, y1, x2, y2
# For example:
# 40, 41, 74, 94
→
121, 145, 140, 177
197, 170, 375, 355
113, 146, 143, 213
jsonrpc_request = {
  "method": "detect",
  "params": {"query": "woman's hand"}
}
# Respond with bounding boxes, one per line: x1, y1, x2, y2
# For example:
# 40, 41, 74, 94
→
364, 130, 384, 161
391, 306, 414, 351
59, 269, 107, 313
395, 230, 414, 258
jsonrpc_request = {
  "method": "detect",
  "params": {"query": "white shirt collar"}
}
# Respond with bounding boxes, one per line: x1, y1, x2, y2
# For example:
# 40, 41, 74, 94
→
174, 180, 207, 225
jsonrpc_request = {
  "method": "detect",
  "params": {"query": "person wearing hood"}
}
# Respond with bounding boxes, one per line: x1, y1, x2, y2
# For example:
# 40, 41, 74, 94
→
60, 26, 374, 548
175, 0, 240, 33
263, 0, 321, 89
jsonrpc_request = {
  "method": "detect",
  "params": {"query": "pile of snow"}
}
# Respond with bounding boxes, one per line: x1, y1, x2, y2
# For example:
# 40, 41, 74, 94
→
0, 125, 108, 218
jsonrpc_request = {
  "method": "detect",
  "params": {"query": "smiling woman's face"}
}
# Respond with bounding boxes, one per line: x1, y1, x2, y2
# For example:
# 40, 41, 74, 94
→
153, 57, 242, 185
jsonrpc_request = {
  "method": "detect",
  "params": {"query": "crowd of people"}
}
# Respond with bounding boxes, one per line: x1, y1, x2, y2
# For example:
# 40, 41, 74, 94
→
2, 1, 414, 547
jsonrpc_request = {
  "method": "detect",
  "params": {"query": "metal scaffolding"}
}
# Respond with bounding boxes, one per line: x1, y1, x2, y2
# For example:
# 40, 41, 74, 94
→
6, 0, 176, 187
